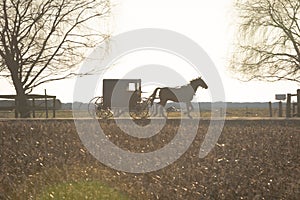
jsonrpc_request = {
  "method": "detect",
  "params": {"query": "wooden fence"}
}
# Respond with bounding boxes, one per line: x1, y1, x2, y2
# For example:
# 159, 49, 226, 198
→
0, 92, 59, 118
286, 89, 300, 118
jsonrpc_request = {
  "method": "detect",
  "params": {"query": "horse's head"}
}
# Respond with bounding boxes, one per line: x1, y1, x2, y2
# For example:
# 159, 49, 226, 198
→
191, 77, 208, 89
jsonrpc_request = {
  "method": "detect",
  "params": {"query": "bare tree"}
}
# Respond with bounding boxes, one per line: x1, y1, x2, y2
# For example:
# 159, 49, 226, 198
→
230, 0, 300, 84
0, 0, 110, 117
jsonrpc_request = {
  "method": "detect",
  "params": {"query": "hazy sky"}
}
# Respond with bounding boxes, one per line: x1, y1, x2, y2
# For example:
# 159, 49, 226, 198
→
1, 0, 299, 102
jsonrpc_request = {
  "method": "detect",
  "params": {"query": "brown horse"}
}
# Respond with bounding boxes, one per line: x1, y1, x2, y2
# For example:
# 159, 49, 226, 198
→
149, 77, 208, 118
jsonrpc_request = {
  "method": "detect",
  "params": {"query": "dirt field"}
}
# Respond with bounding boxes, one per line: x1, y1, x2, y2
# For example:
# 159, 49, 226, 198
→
0, 107, 274, 118
1, 119, 299, 199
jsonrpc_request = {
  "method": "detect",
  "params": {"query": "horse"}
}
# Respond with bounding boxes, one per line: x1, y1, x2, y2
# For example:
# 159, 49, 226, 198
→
149, 77, 208, 118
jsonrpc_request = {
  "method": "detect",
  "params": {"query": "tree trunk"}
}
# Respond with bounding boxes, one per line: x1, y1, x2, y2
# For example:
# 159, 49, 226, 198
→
15, 90, 30, 118
10, 67, 31, 118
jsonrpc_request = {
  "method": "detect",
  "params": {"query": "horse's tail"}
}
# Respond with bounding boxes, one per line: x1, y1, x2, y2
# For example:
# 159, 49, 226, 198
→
149, 87, 161, 106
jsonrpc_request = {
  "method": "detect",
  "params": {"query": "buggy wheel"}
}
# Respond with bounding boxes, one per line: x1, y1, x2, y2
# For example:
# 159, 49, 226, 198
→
96, 108, 114, 119
88, 96, 103, 118
88, 96, 113, 119
129, 110, 149, 119
129, 101, 149, 120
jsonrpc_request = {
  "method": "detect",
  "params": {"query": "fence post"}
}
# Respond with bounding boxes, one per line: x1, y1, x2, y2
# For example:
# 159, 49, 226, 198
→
32, 97, 36, 118
269, 101, 272, 117
293, 103, 296, 116
14, 97, 18, 118
53, 97, 56, 118
297, 89, 300, 117
286, 93, 291, 118
44, 89, 48, 118
278, 101, 283, 117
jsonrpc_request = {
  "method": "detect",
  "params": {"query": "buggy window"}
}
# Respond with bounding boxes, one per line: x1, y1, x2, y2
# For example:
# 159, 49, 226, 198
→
128, 82, 136, 91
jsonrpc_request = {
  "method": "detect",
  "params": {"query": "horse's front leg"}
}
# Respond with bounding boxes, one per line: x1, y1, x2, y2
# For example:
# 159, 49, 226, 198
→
158, 101, 167, 118
189, 102, 194, 111
186, 102, 193, 119
152, 103, 158, 117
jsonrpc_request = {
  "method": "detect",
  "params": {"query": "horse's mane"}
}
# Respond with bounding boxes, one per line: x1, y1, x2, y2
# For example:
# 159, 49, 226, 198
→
190, 77, 201, 83
172, 77, 201, 89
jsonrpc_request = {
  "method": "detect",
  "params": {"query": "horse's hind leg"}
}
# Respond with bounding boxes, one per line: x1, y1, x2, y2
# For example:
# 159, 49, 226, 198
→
152, 103, 158, 117
186, 102, 193, 119
158, 100, 167, 118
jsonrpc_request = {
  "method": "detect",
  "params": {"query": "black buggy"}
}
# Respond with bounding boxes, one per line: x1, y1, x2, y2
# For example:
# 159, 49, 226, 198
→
88, 79, 151, 119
